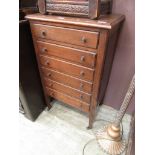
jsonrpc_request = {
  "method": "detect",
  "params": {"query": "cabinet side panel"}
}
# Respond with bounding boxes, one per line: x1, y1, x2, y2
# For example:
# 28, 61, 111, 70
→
98, 27, 120, 104
88, 30, 109, 128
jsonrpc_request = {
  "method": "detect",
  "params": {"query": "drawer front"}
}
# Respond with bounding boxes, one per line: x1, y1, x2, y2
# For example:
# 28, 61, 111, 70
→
41, 67, 92, 94
46, 87, 90, 113
37, 41, 96, 68
44, 78, 91, 103
40, 55, 94, 82
32, 24, 99, 49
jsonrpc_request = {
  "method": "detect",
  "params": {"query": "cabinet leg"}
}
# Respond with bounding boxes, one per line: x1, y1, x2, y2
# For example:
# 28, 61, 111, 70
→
87, 97, 99, 129
87, 116, 93, 129
87, 125, 92, 130
87, 106, 96, 129
45, 95, 52, 110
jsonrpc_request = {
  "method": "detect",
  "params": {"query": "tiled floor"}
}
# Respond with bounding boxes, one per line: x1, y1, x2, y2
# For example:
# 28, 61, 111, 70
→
19, 100, 132, 155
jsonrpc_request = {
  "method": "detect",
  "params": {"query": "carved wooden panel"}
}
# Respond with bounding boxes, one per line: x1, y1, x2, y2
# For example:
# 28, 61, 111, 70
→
38, 0, 112, 19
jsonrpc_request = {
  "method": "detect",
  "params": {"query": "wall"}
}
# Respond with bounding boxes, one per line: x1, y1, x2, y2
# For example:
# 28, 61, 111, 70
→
103, 0, 135, 114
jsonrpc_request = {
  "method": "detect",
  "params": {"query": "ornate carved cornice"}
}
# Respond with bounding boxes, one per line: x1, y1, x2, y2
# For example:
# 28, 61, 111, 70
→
46, 3, 89, 16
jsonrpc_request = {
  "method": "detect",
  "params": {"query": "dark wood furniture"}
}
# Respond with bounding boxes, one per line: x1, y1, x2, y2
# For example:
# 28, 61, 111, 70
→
19, 9, 46, 121
38, 0, 112, 19
26, 13, 124, 128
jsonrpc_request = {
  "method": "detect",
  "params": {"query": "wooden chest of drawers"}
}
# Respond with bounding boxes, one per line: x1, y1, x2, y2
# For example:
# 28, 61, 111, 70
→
26, 13, 124, 128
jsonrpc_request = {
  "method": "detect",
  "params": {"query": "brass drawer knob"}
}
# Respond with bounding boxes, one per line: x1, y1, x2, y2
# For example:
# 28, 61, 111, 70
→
80, 56, 85, 62
50, 92, 54, 96
80, 71, 85, 77
80, 103, 83, 109
81, 37, 87, 43
91, 54, 96, 67
80, 83, 84, 89
91, 61, 95, 67
41, 31, 46, 37
80, 94, 83, 100
47, 73, 51, 77
49, 83, 53, 87
41, 48, 48, 53
45, 60, 50, 65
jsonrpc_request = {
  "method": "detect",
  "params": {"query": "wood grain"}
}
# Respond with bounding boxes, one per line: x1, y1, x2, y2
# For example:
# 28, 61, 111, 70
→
44, 77, 91, 103
31, 23, 99, 48
26, 13, 125, 30
39, 55, 95, 82
37, 40, 96, 68
38, 0, 46, 14
47, 87, 90, 113
41, 67, 93, 94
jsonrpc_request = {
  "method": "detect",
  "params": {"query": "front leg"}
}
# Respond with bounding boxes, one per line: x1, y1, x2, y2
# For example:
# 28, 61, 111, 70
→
87, 102, 97, 129
45, 95, 52, 110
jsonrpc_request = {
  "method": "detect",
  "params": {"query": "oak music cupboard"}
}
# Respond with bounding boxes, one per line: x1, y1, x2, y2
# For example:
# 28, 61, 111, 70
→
26, 13, 124, 128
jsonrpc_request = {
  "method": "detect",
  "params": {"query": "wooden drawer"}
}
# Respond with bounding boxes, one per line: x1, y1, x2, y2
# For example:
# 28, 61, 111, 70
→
37, 41, 96, 68
40, 55, 94, 82
41, 67, 92, 94
46, 87, 90, 113
31, 24, 99, 49
44, 78, 91, 103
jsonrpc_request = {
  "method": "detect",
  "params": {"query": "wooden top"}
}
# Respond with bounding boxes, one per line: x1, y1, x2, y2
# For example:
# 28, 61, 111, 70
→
26, 13, 125, 29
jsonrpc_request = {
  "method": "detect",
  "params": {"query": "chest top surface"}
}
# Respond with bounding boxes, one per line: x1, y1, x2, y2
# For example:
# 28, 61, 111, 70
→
26, 13, 125, 29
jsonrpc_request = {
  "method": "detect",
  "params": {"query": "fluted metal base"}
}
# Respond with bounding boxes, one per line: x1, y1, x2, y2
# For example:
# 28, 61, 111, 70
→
96, 124, 126, 155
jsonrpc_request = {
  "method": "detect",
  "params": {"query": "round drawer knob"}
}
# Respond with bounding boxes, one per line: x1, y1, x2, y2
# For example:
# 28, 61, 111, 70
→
80, 56, 85, 62
80, 71, 85, 77
49, 83, 53, 87
80, 83, 84, 89
91, 62, 95, 67
41, 31, 46, 37
50, 92, 54, 96
42, 48, 48, 53
81, 37, 87, 43
45, 60, 50, 65
80, 94, 83, 100
47, 73, 51, 77
80, 104, 83, 108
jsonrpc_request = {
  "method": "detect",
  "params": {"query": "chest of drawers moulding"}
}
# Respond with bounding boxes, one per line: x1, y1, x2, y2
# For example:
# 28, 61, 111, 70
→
26, 13, 125, 129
